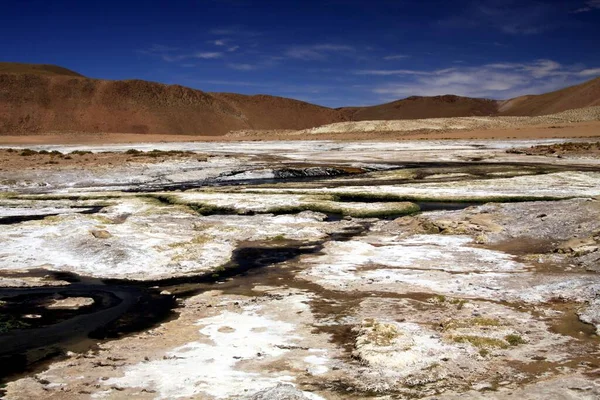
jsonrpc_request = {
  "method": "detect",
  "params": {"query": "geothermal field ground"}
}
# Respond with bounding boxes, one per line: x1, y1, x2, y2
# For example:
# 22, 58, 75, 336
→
0, 138, 599, 399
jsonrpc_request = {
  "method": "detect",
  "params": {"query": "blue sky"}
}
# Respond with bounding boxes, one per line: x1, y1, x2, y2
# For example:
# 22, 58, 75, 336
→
1, 0, 600, 107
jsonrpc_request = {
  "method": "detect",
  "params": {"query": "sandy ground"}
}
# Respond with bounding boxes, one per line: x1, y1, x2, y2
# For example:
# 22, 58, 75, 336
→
0, 133, 225, 146
0, 121, 599, 145
0, 148, 207, 171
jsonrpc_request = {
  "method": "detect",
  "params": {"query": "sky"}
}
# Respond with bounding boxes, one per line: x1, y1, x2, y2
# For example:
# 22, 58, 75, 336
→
1, 0, 600, 107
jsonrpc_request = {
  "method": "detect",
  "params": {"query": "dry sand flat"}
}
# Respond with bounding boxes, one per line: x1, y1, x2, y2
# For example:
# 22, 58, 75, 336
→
0, 103, 598, 146
2, 120, 600, 145
0, 139, 599, 399
226, 106, 600, 141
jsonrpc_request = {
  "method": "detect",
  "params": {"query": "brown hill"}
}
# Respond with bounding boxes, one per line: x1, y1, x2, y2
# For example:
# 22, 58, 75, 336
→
0, 62, 83, 77
210, 92, 345, 131
498, 77, 600, 116
340, 95, 499, 120
0, 65, 344, 135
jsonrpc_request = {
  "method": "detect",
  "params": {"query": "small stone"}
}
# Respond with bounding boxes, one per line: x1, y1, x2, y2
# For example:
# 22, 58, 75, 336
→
90, 229, 112, 239
473, 382, 494, 391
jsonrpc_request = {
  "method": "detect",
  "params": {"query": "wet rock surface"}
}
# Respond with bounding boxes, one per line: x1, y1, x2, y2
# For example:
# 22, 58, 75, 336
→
45, 297, 95, 310
0, 139, 599, 399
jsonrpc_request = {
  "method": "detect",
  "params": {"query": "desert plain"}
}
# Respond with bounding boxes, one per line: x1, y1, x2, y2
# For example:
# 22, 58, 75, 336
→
0, 118, 599, 400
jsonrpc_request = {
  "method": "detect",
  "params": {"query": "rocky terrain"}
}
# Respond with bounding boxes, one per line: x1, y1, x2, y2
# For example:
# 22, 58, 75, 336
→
0, 62, 599, 137
0, 139, 598, 399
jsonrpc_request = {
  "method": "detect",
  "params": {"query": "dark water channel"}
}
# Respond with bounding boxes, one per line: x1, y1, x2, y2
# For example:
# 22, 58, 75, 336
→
0, 271, 175, 380
0, 206, 104, 225
120, 161, 600, 193
0, 222, 368, 383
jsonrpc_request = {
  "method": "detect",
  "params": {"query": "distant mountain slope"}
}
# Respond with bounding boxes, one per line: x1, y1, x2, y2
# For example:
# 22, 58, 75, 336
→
0, 62, 599, 135
341, 95, 500, 120
211, 92, 346, 131
0, 64, 345, 135
0, 62, 84, 77
498, 77, 600, 116
0, 74, 246, 134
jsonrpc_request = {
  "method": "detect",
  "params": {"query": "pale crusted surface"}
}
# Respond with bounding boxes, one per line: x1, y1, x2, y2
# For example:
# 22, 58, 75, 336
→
164, 191, 418, 217
578, 299, 600, 335
1, 140, 600, 400
0, 197, 359, 280
251, 171, 600, 199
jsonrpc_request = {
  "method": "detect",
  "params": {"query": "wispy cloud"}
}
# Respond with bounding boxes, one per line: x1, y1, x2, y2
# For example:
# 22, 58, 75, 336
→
209, 38, 240, 52
572, 0, 600, 13
383, 54, 410, 61
358, 59, 600, 100
162, 52, 222, 62
139, 45, 223, 62
210, 28, 239, 35
209, 27, 262, 37
194, 79, 266, 87
139, 44, 180, 53
442, 0, 562, 35
355, 69, 431, 76
580, 68, 600, 76
227, 63, 257, 71
194, 52, 223, 59
285, 44, 355, 60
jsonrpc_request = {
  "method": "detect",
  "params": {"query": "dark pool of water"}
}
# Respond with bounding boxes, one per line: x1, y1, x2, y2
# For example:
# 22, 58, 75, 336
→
416, 201, 483, 212
0, 206, 104, 225
0, 220, 369, 383
0, 272, 175, 381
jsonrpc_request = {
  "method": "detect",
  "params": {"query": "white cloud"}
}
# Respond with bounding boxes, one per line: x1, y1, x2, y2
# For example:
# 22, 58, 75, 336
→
484, 59, 565, 78
383, 54, 410, 61
139, 45, 223, 62
572, 0, 600, 13
360, 59, 600, 100
579, 68, 600, 77
227, 63, 257, 71
194, 52, 223, 59
285, 44, 355, 60
209, 27, 262, 37
442, 0, 561, 35
210, 39, 239, 52
194, 79, 265, 87
139, 44, 179, 53
356, 69, 431, 76
210, 28, 238, 35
